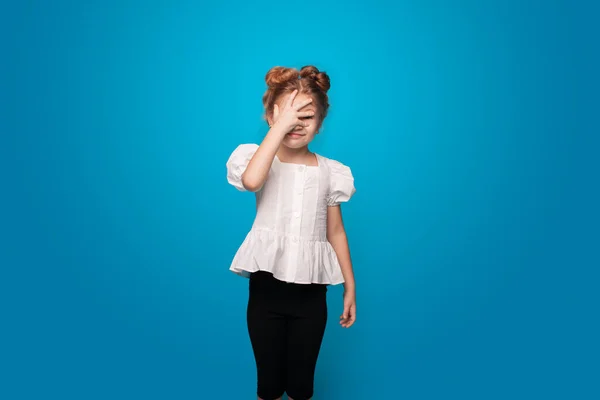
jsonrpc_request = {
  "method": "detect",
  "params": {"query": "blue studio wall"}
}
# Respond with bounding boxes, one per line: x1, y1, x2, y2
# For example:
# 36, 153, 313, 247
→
2, 0, 598, 399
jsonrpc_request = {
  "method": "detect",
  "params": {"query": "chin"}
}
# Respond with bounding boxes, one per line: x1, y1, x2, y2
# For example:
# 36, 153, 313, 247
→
285, 141, 314, 150
283, 134, 315, 148
282, 140, 304, 148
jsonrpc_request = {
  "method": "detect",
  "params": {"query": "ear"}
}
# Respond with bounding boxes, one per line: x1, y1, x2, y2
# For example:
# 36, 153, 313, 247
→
273, 103, 280, 122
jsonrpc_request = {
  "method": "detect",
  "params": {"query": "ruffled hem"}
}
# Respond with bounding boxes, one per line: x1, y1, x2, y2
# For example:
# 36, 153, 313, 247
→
228, 228, 345, 285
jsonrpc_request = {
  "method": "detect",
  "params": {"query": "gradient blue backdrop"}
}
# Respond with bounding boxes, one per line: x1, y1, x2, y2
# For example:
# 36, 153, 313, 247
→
2, 0, 598, 399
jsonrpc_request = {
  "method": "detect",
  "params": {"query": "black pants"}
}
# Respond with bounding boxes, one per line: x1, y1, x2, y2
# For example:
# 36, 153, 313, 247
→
247, 271, 328, 400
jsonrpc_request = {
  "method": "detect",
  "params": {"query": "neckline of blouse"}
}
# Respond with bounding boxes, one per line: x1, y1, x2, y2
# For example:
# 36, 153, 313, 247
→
274, 153, 321, 168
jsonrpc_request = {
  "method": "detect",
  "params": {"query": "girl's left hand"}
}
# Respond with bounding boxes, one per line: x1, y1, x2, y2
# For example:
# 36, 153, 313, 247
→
340, 290, 356, 328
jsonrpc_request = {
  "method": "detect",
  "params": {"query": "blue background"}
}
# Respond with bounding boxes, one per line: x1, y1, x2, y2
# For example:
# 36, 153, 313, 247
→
2, 0, 598, 398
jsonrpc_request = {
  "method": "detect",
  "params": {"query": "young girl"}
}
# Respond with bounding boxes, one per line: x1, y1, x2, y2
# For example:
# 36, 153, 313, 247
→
226, 65, 357, 400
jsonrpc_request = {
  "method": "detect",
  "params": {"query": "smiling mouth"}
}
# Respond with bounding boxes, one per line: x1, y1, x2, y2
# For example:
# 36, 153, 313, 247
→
287, 133, 304, 137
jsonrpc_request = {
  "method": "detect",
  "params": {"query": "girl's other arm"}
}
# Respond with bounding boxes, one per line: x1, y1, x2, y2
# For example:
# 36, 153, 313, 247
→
327, 205, 356, 292
327, 205, 357, 328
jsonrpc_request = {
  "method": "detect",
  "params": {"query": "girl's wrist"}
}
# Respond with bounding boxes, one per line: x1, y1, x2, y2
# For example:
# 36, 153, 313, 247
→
268, 123, 287, 138
343, 283, 356, 294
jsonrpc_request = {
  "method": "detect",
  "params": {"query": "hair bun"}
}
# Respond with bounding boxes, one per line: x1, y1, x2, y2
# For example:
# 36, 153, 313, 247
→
265, 66, 299, 88
299, 65, 330, 93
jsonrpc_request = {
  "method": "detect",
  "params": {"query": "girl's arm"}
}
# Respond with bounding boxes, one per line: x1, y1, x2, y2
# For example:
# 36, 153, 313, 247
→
326, 205, 356, 293
242, 90, 313, 192
241, 126, 286, 192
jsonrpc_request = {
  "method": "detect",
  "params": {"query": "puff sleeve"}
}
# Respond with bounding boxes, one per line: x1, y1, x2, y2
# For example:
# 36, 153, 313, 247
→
326, 159, 356, 206
226, 143, 259, 191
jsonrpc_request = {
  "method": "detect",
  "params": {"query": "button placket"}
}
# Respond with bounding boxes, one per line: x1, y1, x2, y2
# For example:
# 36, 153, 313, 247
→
288, 167, 305, 281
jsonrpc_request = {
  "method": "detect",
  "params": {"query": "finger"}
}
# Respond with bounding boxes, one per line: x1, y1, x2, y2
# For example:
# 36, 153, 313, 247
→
294, 97, 313, 111
286, 89, 298, 107
296, 110, 315, 118
347, 315, 355, 327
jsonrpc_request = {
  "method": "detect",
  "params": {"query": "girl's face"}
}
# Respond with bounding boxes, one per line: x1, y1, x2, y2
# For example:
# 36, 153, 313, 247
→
274, 92, 320, 149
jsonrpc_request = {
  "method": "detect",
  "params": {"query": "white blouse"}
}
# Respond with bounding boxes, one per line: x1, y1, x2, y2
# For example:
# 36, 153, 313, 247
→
226, 143, 356, 285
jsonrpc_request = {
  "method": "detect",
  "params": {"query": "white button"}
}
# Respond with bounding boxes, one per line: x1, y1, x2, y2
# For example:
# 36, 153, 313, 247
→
298, 165, 304, 172
293, 237, 298, 243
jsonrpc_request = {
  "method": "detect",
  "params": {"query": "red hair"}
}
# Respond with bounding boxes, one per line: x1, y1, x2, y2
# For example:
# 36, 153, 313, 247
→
262, 65, 331, 131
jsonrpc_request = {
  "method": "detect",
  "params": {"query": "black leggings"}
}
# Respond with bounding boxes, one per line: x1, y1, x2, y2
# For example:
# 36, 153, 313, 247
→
247, 271, 328, 400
